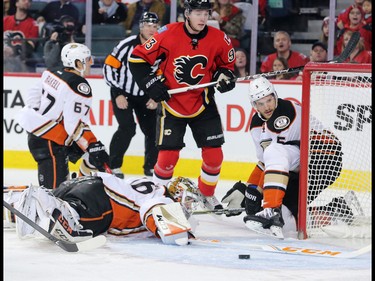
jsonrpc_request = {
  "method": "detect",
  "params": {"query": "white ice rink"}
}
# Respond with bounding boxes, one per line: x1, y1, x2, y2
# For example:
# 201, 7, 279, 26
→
3, 169, 372, 281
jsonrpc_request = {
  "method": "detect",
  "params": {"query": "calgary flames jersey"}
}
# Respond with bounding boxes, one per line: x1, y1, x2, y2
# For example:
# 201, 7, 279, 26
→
17, 69, 97, 150
130, 22, 235, 117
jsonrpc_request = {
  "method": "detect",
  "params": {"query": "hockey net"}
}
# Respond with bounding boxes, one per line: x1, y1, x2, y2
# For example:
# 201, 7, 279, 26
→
298, 63, 372, 239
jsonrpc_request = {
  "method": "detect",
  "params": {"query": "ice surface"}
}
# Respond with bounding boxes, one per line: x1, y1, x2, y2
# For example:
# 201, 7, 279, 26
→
3, 169, 371, 281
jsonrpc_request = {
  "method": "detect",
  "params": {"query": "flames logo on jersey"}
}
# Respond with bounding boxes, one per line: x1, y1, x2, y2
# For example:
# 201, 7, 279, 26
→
173, 55, 208, 86
4, 30, 25, 47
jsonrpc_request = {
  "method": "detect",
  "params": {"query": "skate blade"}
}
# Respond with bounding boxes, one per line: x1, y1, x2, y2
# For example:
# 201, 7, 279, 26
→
245, 220, 284, 240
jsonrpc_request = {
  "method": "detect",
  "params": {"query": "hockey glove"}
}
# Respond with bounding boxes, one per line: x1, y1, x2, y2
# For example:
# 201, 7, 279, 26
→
143, 75, 170, 102
221, 181, 247, 217
67, 142, 84, 164
213, 68, 236, 93
87, 141, 109, 171
244, 185, 263, 215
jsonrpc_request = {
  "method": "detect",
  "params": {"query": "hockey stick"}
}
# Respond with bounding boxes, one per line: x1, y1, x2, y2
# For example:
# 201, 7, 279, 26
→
167, 66, 304, 95
167, 31, 361, 95
103, 163, 113, 174
331, 31, 360, 63
189, 238, 371, 259
192, 208, 245, 216
3, 200, 106, 252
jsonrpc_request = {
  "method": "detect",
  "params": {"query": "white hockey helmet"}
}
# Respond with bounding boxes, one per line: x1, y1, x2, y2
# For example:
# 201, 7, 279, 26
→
61, 43, 92, 75
248, 77, 278, 108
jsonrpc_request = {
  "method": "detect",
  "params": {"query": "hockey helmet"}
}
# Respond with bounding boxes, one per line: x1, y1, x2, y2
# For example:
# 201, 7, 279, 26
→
61, 43, 92, 75
139, 12, 159, 25
167, 177, 198, 203
184, 0, 213, 11
248, 77, 278, 108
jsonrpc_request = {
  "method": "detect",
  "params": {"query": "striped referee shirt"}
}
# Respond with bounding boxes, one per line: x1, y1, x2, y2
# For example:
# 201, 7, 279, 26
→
103, 35, 145, 97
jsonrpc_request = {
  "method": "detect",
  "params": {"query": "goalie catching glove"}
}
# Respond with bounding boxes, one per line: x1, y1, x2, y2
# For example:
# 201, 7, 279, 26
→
143, 74, 170, 102
221, 181, 262, 217
212, 68, 236, 93
87, 141, 109, 171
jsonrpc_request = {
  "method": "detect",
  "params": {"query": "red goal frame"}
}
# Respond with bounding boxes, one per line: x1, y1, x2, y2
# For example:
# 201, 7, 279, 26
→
297, 62, 372, 239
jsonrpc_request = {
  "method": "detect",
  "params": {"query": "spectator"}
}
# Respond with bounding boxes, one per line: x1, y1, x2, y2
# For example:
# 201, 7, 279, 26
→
3, 0, 11, 16
271, 57, 293, 80
319, 16, 339, 56
92, 0, 128, 25
103, 12, 160, 179
234, 47, 249, 77
123, 0, 166, 35
336, 6, 372, 54
38, 0, 80, 26
362, 0, 372, 26
294, 41, 328, 82
210, 0, 245, 48
162, 0, 185, 24
337, 0, 364, 30
342, 30, 372, 63
260, 30, 309, 76
3, 0, 39, 72
310, 41, 328, 62
43, 15, 76, 70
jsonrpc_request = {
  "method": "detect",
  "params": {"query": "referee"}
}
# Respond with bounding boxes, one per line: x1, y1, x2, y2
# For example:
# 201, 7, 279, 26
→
103, 12, 160, 178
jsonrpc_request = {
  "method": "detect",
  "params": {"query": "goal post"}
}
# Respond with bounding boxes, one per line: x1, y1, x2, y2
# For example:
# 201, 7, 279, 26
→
298, 62, 372, 240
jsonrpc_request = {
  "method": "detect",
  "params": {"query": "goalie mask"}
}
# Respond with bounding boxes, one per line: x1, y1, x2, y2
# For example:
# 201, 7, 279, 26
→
167, 177, 199, 204
248, 77, 278, 109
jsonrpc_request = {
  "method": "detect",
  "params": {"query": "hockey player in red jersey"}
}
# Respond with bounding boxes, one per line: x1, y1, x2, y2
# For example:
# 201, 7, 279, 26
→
4, 175, 197, 246
221, 77, 351, 239
128, 0, 236, 211
17, 43, 110, 189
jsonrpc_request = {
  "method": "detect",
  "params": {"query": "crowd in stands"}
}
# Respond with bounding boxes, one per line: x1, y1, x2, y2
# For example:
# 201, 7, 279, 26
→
3, 0, 372, 74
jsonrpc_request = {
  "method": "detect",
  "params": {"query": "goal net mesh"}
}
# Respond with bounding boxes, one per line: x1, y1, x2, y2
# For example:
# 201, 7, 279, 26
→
301, 64, 371, 239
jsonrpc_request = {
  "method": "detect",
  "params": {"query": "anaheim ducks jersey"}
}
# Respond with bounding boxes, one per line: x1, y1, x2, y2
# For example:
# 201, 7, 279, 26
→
17, 69, 97, 150
129, 22, 235, 117
250, 99, 302, 165
96, 172, 173, 235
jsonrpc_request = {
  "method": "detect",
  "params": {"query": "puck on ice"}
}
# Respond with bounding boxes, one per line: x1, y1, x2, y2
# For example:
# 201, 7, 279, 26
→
238, 254, 250, 259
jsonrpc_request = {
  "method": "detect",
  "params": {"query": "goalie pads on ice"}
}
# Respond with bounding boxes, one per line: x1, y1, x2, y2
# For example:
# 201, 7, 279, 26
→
3, 186, 28, 228
14, 185, 92, 242
152, 202, 192, 246
48, 208, 93, 242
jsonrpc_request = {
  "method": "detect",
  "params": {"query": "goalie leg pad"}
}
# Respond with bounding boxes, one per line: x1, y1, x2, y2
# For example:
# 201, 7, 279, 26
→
15, 185, 87, 241
152, 202, 192, 246
48, 208, 93, 242
3, 186, 28, 228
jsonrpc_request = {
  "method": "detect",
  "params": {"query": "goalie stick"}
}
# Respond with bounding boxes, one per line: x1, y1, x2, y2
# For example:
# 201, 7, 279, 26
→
167, 31, 361, 95
192, 208, 245, 216
189, 238, 371, 259
3, 200, 106, 252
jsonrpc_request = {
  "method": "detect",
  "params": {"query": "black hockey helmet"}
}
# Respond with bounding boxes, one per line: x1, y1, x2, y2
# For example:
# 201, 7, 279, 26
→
184, 0, 213, 11
139, 12, 159, 25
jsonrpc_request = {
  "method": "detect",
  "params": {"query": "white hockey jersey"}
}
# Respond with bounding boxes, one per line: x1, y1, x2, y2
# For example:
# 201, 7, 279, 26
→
17, 68, 97, 150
